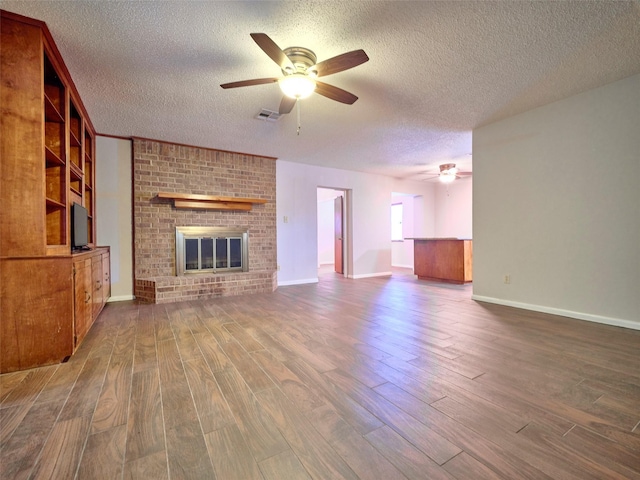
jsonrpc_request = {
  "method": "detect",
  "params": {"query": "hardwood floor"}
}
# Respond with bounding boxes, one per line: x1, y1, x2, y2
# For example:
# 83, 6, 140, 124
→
1, 267, 639, 479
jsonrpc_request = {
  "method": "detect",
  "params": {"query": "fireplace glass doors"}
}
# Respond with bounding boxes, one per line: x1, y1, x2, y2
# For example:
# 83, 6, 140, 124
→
176, 227, 248, 275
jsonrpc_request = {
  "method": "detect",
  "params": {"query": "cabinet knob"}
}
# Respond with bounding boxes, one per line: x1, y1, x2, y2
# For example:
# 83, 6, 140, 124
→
85, 291, 91, 303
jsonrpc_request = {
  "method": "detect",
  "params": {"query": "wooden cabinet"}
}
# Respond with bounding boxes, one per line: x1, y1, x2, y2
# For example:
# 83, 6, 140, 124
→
102, 251, 111, 301
73, 257, 93, 347
0, 11, 107, 373
0, 248, 110, 372
413, 238, 473, 284
73, 248, 109, 351
91, 254, 103, 319
0, 258, 74, 372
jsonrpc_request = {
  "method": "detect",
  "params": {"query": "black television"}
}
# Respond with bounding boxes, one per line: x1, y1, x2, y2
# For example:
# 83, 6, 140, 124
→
71, 202, 89, 250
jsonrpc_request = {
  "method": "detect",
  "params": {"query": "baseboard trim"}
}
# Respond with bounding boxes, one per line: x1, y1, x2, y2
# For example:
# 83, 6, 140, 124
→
471, 295, 640, 331
107, 295, 136, 303
278, 278, 319, 286
350, 271, 393, 279
391, 264, 414, 270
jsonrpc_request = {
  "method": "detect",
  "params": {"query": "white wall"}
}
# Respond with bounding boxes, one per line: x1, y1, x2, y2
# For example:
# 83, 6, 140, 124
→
96, 136, 134, 301
317, 198, 335, 265
391, 193, 419, 268
390, 194, 416, 268
473, 74, 640, 329
278, 161, 438, 285
411, 193, 435, 239
434, 178, 472, 239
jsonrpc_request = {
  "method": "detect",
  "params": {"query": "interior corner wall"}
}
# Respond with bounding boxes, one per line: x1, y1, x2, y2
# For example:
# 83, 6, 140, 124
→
277, 161, 397, 285
96, 136, 134, 301
473, 74, 640, 329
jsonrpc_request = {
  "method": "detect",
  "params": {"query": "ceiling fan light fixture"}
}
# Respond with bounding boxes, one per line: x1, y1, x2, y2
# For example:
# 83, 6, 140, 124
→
279, 74, 316, 99
439, 173, 456, 183
438, 163, 458, 183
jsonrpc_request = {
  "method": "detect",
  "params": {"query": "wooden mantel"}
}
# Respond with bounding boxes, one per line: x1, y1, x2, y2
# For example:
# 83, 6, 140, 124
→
157, 192, 267, 211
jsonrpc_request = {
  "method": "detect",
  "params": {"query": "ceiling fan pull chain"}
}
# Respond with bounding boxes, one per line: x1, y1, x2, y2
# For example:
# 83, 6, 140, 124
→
296, 99, 301, 135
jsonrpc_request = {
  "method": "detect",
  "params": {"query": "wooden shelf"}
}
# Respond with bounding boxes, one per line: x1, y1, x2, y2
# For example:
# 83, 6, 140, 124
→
45, 146, 65, 167
69, 104, 81, 142
70, 162, 83, 179
70, 129, 81, 147
157, 192, 267, 211
44, 94, 64, 123
45, 196, 65, 209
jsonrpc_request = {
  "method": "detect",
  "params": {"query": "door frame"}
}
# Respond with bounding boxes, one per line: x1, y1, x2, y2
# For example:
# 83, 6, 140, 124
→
334, 195, 344, 274
317, 187, 352, 278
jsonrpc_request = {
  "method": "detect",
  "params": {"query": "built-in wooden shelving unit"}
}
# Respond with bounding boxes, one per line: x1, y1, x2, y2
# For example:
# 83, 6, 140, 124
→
1, 9, 108, 373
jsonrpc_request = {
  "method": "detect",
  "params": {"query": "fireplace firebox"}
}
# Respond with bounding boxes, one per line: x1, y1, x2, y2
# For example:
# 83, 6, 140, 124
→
175, 226, 248, 276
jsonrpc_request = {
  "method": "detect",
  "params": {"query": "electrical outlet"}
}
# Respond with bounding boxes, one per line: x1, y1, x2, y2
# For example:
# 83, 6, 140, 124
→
277, 265, 281, 271
283, 216, 288, 223
504, 274, 511, 284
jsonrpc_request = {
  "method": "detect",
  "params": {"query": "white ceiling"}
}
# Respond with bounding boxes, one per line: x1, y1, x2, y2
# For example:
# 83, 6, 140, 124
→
4, 1, 640, 179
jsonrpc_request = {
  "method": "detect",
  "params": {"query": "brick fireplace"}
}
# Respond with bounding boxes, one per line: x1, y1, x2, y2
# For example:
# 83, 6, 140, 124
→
132, 138, 277, 303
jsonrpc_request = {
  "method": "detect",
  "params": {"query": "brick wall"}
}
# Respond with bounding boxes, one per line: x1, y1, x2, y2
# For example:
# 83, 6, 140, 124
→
132, 138, 277, 303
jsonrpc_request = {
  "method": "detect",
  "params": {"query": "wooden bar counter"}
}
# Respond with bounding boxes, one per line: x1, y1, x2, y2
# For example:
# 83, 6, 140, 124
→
409, 238, 472, 284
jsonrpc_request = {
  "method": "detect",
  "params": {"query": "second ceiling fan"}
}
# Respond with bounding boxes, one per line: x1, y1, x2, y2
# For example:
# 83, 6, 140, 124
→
220, 33, 369, 115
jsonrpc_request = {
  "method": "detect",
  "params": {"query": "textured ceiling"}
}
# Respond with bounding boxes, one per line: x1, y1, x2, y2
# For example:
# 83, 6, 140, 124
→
3, 1, 640, 179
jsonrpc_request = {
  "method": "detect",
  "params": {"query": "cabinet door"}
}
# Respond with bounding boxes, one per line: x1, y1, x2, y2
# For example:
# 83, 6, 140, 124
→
1, 257, 74, 373
91, 254, 103, 319
102, 252, 111, 302
74, 258, 92, 348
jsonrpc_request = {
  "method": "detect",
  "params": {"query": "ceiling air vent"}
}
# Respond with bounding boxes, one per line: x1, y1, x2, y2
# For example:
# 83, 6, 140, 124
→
255, 108, 282, 122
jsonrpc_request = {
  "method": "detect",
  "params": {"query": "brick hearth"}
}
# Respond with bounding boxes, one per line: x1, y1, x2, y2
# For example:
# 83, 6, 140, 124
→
133, 138, 277, 303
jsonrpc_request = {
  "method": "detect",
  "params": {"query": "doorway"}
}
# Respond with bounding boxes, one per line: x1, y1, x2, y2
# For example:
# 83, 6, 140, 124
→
317, 187, 350, 278
334, 195, 343, 274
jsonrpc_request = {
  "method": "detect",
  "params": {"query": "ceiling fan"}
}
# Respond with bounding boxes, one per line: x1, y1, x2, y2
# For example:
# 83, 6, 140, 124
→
420, 163, 473, 183
220, 33, 369, 115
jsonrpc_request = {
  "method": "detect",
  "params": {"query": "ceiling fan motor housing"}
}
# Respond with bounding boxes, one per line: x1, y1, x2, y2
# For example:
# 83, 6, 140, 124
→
282, 47, 318, 76
440, 163, 457, 174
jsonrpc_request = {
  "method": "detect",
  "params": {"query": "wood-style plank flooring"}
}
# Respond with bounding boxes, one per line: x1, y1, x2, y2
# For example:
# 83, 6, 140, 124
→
2, 267, 639, 479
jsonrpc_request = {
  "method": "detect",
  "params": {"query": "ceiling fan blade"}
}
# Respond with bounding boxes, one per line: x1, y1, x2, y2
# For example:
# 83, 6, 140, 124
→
220, 77, 279, 89
279, 96, 296, 114
315, 81, 358, 105
250, 33, 295, 71
314, 50, 369, 77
